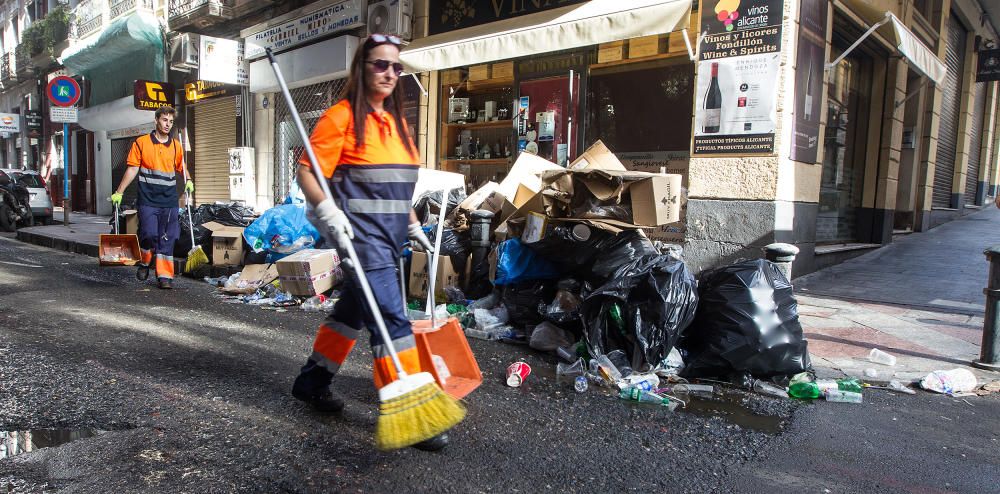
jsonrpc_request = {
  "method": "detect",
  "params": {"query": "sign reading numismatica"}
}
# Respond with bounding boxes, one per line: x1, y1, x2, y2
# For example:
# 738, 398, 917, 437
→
244, 0, 363, 59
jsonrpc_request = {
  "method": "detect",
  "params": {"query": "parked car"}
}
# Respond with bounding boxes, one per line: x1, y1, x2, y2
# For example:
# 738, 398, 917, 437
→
0, 169, 32, 231
3, 169, 53, 225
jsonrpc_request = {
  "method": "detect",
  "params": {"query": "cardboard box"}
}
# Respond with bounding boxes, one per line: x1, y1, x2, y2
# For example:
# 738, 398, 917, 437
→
469, 64, 490, 81
222, 263, 280, 294
276, 249, 342, 297
598, 40, 625, 63
492, 61, 514, 79
629, 174, 682, 227
123, 209, 138, 235
569, 140, 627, 171
521, 212, 548, 244
203, 221, 245, 266
409, 251, 470, 301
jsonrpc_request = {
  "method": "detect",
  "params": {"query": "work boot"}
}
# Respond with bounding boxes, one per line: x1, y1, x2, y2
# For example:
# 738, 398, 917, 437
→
411, 433, 449, 452
292, 378, 345, 413
157, 278, 173, 290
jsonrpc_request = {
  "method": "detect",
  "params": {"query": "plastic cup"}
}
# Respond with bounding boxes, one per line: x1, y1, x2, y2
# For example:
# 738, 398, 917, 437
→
868, 348, 897, 366
506, 361, 531, 387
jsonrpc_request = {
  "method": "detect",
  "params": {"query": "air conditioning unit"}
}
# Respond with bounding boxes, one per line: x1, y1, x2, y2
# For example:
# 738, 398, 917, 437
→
367, 0, 412, 41
169, 33, 200, 72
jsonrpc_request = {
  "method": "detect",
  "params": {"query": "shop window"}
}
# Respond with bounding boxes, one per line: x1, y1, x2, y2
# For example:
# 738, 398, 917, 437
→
817, 42, 874, 244
586, 59, 694, 152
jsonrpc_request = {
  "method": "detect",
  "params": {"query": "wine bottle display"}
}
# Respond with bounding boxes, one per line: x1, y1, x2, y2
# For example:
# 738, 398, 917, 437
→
703, 62, 722, 133
803, 58, 814, 122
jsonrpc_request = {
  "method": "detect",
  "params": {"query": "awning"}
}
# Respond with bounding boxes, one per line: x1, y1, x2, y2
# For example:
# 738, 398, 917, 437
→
77, 95, 154, 133
400, 0, 691, 73
828, 8, 945, 84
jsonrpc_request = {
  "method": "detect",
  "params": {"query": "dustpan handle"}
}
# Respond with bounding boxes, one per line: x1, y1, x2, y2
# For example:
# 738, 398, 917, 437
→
114, 203, 120, 234
266, 48, 408, 378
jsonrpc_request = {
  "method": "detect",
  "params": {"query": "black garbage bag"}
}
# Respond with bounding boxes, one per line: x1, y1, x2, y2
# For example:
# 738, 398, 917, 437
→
174, 203, 253, 259
582, 254, 698, 371
679, 259, 811, 379
413, 189, 466, 225
528, 227, 657, 284
502, 280, 557, 328
427, 227, 471, 274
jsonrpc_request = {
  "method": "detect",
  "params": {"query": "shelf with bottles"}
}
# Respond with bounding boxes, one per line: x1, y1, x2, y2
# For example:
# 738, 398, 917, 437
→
441, 158, 510, 167
443, 119, 514, 130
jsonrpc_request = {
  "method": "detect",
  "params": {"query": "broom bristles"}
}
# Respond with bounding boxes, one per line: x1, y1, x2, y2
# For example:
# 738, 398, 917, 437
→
184, 246, 209, 273
375, 381, 466, 451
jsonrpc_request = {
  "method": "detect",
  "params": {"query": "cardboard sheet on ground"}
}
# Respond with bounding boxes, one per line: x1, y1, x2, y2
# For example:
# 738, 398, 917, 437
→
222, 263, 279, 294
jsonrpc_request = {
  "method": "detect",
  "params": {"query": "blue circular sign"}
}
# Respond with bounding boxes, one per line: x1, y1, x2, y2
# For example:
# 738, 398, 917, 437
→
47, 76, 81, 107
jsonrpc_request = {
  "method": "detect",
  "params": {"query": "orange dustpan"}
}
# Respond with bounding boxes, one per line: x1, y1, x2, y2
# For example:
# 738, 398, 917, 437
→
99, 203, 141, 266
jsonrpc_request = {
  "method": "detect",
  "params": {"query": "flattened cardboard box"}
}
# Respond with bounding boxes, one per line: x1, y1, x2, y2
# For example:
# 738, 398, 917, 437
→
409, 251, 471, 301
222, 263, 280, 295
202, 221, 245, 266
276, 249, 342, 297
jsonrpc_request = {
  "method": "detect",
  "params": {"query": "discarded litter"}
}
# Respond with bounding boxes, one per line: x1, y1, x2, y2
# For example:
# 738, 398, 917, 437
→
752, 380, 789, 399
506, 361, 531, 387
619, 386, 678, 409
556, 358, 585, 379
867, 380, 917, 395
868, 348, 897, 366
919, 369, 977, 395
574, 375, 588, 393
823, 389, 863, 403
863, 368, 878, 378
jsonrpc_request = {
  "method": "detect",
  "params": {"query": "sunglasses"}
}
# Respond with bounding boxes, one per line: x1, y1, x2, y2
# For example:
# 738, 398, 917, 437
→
366, 59, 405, 76
367, 34, 402, 46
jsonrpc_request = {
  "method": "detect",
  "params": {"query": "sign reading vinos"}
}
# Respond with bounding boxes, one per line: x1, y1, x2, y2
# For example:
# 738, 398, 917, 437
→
693, 0, 783, 155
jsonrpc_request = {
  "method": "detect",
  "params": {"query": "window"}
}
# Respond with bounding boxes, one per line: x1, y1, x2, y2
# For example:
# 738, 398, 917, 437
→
586, 59, 694, 152
11, 172, 44, 187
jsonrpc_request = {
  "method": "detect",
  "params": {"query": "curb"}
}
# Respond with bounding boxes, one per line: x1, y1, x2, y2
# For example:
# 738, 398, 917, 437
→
16, 229, 99, 258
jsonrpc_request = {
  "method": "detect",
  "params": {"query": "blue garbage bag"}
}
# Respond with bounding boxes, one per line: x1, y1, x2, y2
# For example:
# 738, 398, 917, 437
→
243, 204, 320, 256
494, 238, 561, 285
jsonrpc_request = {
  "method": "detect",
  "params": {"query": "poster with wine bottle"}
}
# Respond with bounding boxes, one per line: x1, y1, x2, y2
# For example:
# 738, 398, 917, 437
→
693, 0, 783, 155
790, 0, 828, 163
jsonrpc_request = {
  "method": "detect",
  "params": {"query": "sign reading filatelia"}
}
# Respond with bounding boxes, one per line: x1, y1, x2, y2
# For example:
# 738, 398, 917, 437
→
693, 0, 783, 155
244, 0, 363, 59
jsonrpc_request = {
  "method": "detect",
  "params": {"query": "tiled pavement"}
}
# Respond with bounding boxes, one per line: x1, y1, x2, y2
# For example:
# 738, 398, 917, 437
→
795, 206, 1000, 383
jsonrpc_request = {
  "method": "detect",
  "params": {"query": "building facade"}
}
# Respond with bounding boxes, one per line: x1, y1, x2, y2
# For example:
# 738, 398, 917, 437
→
0, 0, 995, 276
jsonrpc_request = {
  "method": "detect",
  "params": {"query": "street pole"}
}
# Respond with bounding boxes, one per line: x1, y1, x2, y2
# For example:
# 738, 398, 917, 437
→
62, 122, 69, 226
763, 243, 800, 281
973, 245, 1000, 371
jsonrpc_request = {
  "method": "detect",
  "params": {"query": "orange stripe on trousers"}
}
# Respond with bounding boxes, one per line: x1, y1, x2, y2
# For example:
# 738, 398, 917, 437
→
140, 249, 153, 265
373, 347, 423, 389
313, 325, 357, 366
155, 257, 174, 279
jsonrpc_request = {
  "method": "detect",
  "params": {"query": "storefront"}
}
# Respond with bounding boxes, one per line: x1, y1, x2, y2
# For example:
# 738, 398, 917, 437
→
403, 0, 695, 242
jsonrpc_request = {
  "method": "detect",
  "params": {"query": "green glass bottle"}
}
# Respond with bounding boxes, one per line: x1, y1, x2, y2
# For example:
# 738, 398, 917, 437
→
788, 373, 821, 399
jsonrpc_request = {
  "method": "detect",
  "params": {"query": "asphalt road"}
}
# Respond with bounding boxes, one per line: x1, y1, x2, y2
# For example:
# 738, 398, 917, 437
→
0, 235, 997, 493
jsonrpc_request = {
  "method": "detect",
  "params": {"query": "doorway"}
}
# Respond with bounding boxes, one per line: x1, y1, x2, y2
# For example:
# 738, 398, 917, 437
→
816, 39, 874, 244
72, 130, 95, 213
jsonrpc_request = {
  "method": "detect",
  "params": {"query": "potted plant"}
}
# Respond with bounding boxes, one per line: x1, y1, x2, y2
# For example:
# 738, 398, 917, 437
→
44, 6, 72, 54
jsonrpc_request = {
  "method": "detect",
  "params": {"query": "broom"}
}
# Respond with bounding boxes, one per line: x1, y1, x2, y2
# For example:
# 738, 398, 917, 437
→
266, 48, 465, 450
180, 129, 208, 273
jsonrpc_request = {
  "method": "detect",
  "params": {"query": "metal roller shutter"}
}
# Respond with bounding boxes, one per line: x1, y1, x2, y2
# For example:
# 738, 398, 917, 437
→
933, 14, 965, 208
964, 82, 987, 204
192, 96, 237, 205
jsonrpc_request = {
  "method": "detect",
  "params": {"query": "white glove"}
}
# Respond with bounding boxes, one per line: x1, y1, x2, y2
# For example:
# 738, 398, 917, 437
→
408, 223, 434, 253
314, 199, 354, 247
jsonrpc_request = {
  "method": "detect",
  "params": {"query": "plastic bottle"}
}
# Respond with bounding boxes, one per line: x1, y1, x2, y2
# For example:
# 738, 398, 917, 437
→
787, 379, 820, 399
824, 389, 863, 403
752, 380, 789, 398
672, 384, 714, 395
619, 373, 659, 392
555, 346, 576, 363
836, 378, 864, 393
868, 348, 897, 366
574, 375, 588, 393
619, 386, 669, 405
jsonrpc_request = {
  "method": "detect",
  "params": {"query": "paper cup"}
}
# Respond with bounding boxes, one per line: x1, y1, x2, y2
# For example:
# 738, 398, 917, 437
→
506, 362, 531, 387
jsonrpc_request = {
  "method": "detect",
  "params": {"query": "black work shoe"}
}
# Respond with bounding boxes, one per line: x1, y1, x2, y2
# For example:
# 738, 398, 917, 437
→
158, 278, 173, 290
411, 433, 449, 452
292, 387, 345, 413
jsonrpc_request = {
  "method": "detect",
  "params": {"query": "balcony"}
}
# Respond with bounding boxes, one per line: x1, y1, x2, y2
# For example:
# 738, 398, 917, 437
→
72, 0, 107, 41
169, 0, 275, 34
0, 53, 12, 87
14, 48, 30, 81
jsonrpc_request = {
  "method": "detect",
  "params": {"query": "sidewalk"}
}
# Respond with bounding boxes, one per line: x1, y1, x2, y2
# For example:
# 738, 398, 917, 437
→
15, 208, 110, 257
795, 205, 1000, 384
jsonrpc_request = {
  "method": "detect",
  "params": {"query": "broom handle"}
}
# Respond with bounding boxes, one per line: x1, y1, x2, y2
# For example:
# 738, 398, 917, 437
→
181, 137, 196, 247
266, 48, 408, 377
